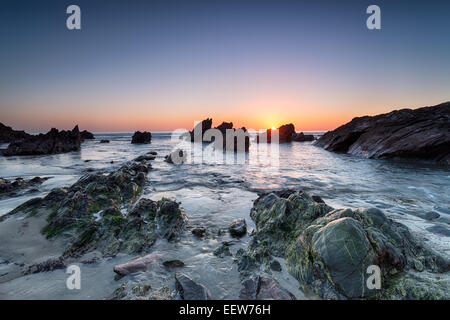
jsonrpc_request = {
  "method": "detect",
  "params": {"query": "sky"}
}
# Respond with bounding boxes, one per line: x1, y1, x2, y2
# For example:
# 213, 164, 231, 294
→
0, 0, 449, 132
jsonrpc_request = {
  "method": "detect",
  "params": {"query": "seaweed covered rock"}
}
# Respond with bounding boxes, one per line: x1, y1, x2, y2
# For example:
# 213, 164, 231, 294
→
131, 131, 152, 144
238, 190, 450, 299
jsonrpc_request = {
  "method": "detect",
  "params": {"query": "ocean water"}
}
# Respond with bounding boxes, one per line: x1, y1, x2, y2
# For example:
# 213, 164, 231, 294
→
0, 132, 449, 299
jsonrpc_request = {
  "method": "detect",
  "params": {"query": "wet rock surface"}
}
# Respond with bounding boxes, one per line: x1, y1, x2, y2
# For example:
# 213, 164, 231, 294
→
112, 281, 176, 300
175, 272, 212, 300
315, 102, 450, 164
229, 218, 247, 237
237, 189, 450, 299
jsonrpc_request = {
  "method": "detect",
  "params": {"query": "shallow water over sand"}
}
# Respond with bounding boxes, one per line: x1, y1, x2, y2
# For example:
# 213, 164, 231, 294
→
0, 132, 449, 299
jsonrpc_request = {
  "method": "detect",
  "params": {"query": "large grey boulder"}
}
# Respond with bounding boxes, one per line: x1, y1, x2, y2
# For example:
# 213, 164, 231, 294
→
175, 273, 211, 300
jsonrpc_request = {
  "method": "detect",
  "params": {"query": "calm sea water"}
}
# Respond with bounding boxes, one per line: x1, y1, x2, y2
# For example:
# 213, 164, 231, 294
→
0, 132, 449, 299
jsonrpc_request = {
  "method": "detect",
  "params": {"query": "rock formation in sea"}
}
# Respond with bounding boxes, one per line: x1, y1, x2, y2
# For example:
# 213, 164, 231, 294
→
0, 177, 50, 200
236, 189, 450, 299
315, 101, 450, 164
189, 118, 250, 152
131, 131, 152, 144
0, 123, 30, 143
80, 130, 95, 141
2, 125, 82, 156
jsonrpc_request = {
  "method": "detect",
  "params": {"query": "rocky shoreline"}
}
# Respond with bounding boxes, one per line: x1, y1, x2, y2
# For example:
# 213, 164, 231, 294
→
315, 102, 450, 164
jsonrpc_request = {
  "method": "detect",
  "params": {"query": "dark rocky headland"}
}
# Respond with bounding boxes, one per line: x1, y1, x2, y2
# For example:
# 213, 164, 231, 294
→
315, 102, 450, 164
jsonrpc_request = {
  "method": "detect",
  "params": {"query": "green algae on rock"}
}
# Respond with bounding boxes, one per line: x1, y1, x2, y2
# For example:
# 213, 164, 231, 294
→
0, 156, 188, 279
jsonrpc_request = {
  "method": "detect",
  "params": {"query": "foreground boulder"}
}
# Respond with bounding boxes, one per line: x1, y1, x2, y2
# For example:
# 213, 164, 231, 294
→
131, 131, 152, 144
315, 102, 450, 164
237, 190, 450, 299
0, 156, 187, 280
3, 126, 82, 156
0, 123, 30, 143
189, 118, 250, 152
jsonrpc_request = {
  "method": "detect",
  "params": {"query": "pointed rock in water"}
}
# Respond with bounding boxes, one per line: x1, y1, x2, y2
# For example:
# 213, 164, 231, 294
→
80, 130, 95, 141
229, 218, 247, 237
175, 273, 211, 300
113, 252, 162, 276
100, 139, 110, 143
315, 101, 450, 164
131, 131, 152, 144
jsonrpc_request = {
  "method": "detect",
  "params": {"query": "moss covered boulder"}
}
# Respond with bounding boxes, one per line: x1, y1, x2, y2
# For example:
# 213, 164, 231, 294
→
238, 190, 450, 300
